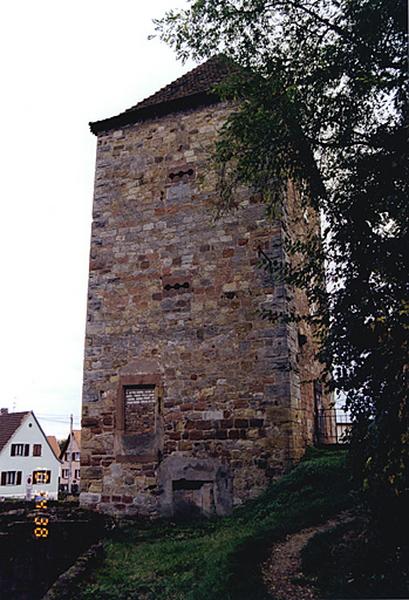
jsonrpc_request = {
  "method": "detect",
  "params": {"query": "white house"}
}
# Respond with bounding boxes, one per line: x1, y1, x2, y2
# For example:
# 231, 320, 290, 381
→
0, 409, 61, 500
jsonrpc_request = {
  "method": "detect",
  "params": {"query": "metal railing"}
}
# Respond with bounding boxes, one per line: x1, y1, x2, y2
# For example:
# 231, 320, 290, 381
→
316, 408, 352, 445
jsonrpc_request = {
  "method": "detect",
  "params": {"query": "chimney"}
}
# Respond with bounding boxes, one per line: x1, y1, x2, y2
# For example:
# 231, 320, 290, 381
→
0, 408, 9, 415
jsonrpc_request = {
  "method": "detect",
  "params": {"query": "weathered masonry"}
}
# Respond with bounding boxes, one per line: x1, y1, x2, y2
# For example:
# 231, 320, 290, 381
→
80, 56, 332, 517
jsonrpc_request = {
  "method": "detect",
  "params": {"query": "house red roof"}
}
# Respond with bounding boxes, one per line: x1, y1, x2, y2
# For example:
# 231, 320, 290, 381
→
73, 430, 81, 447
47, 435, 61, 459
59, 429, 81, 459
0, 411, 29, 453
90, 55, 236, 135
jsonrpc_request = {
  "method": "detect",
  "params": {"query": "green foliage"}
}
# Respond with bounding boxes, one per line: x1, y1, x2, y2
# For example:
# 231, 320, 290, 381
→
154, 0, 409, 539
78, 450, 351, 600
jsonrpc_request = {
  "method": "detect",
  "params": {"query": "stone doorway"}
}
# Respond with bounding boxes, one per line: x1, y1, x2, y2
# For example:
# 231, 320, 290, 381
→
172, 479, 215, 517
158, 455, 232, 518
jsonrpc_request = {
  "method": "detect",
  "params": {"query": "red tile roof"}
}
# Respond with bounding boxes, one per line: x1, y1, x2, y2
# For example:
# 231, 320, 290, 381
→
0, 411, 29, 453
59, 429, 81, 458
73, 430, 81, 447
47, 435, 61, 459
90, 55, 236, 135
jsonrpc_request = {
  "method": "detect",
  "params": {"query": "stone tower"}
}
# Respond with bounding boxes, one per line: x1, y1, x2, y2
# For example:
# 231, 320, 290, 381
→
80, 56, 329, 517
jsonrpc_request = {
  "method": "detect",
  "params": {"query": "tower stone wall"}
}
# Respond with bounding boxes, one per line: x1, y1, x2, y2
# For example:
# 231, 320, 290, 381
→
80, 67, 330, 517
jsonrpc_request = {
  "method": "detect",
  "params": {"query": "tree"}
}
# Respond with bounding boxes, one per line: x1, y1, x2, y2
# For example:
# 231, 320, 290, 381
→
155, 0, 408, 546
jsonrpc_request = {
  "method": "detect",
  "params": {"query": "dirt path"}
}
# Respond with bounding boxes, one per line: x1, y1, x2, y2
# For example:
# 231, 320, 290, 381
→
262, 514, 350, 600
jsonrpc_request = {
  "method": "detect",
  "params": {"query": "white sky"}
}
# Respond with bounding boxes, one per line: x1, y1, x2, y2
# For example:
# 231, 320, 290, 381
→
0, 0, 191, 439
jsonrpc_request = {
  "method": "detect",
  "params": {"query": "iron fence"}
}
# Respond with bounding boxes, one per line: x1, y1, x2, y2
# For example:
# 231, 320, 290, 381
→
316, 408, 352, 445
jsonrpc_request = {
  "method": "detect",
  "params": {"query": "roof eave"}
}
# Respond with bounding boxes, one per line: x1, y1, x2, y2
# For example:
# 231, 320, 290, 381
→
89, 91, 221, 135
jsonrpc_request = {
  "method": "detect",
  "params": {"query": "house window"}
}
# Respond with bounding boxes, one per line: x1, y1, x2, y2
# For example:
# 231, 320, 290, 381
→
33, 444, 42, 457
74, 452, 80, 462
75, 469, 81, 479
33, 470, 51, 485
124, 385, 156, 434
11, 444, 29, 456
1, 471, 22, 485
64, 452, 69, 461
62, 469, 69, 478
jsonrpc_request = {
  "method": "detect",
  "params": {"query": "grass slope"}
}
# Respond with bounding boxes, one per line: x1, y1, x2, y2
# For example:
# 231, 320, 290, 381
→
79, 448, 352, 600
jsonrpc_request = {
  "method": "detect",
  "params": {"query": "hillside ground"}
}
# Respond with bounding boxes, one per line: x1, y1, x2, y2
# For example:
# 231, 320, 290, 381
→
77, 448, 356, 599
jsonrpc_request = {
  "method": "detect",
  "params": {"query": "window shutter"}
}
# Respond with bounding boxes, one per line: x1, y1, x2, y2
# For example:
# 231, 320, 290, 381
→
1, 472, 6, 486
16, 472, 22, 485
24, 444, 29, 456
11, 445, 15, 456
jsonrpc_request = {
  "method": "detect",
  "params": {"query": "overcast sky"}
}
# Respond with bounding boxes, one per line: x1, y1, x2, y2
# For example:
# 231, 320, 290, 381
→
0, 0, 191, 439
